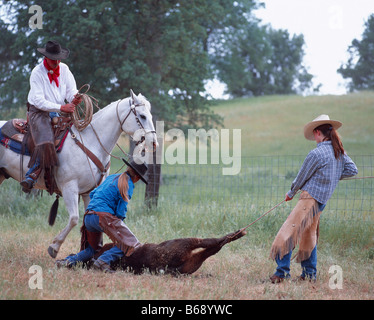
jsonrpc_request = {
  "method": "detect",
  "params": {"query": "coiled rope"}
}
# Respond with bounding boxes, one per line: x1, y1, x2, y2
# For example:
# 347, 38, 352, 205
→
71, 84, 99, 131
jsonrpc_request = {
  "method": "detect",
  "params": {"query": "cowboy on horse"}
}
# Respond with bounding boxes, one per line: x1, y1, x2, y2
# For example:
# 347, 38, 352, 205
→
21, 40, 82, 193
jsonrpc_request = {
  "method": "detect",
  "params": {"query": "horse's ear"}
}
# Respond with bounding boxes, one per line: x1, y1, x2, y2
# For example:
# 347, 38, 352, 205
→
130, 89, 136, 100
130, 89, 140, 104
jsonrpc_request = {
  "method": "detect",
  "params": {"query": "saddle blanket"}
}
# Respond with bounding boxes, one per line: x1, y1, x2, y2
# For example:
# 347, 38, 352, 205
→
0, 122, 69, 156
0, 128, 31, 155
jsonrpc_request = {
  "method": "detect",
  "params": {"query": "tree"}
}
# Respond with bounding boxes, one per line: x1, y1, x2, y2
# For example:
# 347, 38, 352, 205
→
0, 0, 227, 124
211, 24, 313, 97
337, 14, 374, 92
0, 0, 263, 206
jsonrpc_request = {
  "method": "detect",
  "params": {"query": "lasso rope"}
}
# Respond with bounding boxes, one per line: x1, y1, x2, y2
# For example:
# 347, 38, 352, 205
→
230, 175, 374, 239
71, 84, 99, 131
70, 85, 131, 164
70, 86, 134, 183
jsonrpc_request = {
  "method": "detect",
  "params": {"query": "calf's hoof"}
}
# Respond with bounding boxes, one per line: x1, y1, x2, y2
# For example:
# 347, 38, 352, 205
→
228, 229, 247, 241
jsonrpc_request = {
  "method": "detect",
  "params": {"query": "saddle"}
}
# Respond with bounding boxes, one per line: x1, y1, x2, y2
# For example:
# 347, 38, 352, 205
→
1, 115, 110, 196
0, 116, 71, 154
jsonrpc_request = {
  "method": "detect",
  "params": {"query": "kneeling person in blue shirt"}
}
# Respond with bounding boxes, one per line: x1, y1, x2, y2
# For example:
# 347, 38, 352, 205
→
56, 158, 148, 272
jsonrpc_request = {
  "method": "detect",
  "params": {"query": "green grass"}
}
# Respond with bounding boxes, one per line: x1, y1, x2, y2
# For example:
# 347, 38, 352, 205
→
1, 92, 374, 300
0, 188, 373, 300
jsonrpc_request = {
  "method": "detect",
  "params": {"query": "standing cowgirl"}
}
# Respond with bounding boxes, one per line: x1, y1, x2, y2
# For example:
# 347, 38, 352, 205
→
56, 158, 148, 273
269, 115, 358, 283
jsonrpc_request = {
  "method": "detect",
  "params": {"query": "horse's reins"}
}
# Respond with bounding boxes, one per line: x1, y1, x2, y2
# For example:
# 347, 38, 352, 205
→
116, 97, 156, 144
88, 97, 156, 161
75, 96, 157, 186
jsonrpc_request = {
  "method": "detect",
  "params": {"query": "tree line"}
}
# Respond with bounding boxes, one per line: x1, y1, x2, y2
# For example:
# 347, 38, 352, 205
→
337, 13, 374, 92
0, 0, 315, 127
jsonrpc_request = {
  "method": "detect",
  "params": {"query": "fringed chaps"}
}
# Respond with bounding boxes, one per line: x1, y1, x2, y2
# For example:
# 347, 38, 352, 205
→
270, 191, 321, 263
27, 105, 59, 169
80, 211, 141, 257
80, 212, 103, 253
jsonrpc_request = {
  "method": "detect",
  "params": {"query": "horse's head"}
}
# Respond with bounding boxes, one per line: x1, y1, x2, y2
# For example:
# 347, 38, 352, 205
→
117, 90, 158, 154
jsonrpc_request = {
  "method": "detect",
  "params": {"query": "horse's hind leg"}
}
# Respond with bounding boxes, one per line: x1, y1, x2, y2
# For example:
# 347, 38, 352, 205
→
48, 182, 80, 258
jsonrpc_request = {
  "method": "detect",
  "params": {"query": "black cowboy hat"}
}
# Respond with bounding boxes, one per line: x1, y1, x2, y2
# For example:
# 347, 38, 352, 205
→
37, 40, 70, 60
122, 158, 148, 185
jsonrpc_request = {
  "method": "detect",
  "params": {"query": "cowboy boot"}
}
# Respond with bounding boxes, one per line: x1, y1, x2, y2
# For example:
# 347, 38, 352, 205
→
20, 167, 42, 193
269, 274, 285, 284
92, 259, 115, 273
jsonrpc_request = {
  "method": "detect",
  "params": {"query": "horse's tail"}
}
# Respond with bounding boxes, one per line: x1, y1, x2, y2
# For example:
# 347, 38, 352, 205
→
48, 195, 59, 226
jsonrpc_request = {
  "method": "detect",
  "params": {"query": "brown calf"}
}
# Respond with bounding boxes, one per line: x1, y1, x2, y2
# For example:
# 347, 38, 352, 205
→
95, 229, 247, 275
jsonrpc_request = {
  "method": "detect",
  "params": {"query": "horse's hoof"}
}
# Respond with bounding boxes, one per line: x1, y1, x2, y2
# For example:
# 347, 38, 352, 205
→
48, 246, 58, 258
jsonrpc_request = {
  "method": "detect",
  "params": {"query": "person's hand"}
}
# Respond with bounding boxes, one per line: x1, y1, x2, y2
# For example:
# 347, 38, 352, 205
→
72, 94, 82, 106
60, 103, 76, 113
285, 193, 293, 201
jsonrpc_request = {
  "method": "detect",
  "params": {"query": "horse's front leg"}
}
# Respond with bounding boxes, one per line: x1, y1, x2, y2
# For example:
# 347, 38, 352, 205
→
47, 181, 80, 258
81, 193, 91, 211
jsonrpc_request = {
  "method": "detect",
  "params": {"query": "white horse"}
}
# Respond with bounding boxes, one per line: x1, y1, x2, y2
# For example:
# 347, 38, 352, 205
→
0, 90, 157, 258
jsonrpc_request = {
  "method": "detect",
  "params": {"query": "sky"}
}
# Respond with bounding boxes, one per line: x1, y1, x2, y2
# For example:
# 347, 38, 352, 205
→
207, 0, 374, 98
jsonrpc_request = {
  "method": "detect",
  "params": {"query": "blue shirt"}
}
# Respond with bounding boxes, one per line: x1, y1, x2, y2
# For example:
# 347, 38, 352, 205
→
287, 141, 358, 204
87, 173, 134, 220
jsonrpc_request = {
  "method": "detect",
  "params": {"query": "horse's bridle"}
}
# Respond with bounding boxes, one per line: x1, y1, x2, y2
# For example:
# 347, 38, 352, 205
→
116, 98, 156, 145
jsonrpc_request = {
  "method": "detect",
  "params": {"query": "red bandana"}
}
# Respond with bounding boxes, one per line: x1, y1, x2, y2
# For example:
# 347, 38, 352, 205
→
43, 58, 60, 87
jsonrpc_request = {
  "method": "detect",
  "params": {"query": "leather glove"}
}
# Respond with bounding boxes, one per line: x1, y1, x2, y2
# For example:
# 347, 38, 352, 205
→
72, 94, 82, 106
60, 103, 76, 113
285, 193, 293, 201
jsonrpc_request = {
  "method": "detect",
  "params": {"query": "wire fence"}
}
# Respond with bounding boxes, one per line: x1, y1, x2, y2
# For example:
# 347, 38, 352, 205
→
132, 155, 374, 224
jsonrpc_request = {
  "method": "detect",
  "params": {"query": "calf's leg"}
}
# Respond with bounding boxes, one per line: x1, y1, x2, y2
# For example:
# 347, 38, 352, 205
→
178, 229, 247, 274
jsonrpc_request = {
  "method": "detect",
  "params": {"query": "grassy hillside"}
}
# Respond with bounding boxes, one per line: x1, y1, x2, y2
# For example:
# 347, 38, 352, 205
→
212, 91, 374, 157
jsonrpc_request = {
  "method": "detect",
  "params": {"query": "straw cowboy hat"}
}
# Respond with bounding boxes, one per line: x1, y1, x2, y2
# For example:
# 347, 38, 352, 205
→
122, 158, 148, 184
37, 40, 70, 60
304, 114, 342, 140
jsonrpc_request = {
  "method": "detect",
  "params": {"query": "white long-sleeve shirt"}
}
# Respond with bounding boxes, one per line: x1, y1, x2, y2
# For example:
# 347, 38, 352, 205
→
27, 61, 78, 112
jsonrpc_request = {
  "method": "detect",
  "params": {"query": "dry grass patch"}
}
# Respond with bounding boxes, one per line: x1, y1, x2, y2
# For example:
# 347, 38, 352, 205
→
1, 226, 373, 300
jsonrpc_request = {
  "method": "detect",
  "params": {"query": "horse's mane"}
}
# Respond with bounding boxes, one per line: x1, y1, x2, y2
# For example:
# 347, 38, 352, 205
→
92, 94, 151, 120
136, 93, 151, 111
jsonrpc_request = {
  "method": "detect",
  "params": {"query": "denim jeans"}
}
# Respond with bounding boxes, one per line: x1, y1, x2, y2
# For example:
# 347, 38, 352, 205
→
49, 111, 60, 119
274, 245, 318, 279
65, 214, 124, 266
273, 202, 326, 280
25, 160, 40, 182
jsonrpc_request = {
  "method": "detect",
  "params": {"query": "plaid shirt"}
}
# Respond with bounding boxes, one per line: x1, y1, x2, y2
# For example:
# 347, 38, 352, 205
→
287, 141, 358, 204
